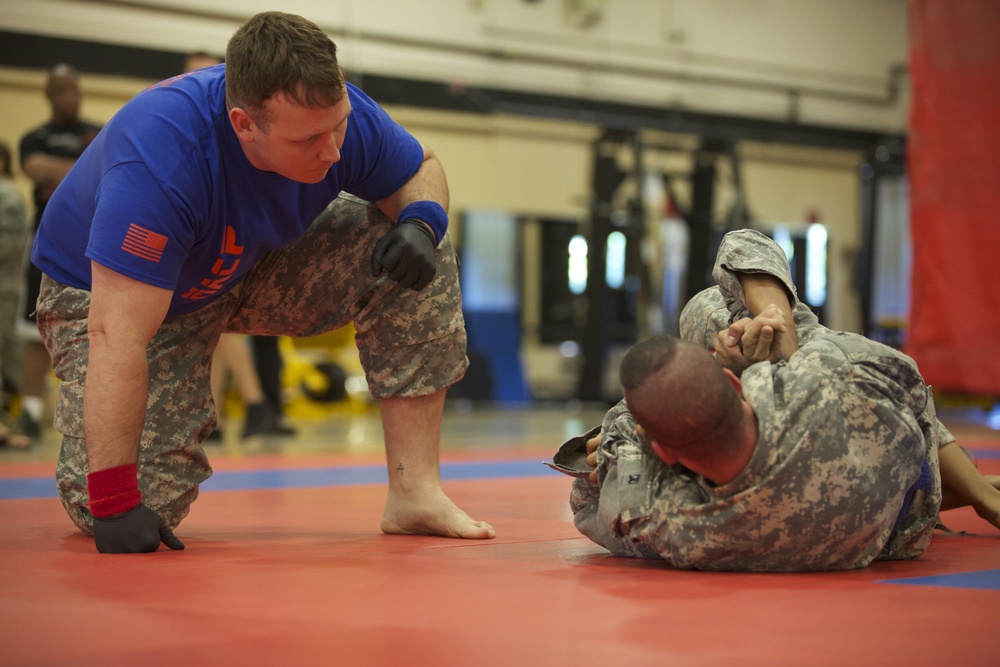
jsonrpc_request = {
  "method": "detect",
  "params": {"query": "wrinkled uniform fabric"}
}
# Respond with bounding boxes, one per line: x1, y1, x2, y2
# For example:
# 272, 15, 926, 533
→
571, 229, 944, 571
37, 194, 467, 534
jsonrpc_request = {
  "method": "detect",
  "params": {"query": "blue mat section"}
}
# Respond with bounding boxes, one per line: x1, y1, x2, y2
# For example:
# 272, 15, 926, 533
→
968, 448, 1000, 460
0, 477, 57, 500
880, 569, 1000, 591
0, 459, 560, 500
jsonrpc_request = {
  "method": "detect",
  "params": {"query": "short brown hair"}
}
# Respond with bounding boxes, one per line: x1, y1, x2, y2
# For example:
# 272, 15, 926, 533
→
225, 12, 345, 125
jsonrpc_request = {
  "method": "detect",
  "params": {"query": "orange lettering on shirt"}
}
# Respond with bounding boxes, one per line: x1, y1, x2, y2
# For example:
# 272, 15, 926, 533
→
223, 226, 244, 255
211, 257, 241, 277
181, 226, 244, 302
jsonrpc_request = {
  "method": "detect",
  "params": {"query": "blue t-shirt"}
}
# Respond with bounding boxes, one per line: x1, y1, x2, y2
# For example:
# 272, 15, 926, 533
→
32, 64, 423, 316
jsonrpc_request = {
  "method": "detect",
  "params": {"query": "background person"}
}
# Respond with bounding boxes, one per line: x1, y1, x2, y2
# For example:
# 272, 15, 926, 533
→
17, 63, 101, 440
210, 333, 294, 440
0, 142, 30, 449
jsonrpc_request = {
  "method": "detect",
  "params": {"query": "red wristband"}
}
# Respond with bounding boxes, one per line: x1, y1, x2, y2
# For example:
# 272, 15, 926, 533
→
87, 464, 141, 518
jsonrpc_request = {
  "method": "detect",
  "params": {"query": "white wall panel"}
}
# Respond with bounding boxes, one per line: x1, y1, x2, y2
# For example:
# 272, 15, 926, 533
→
1, 0, 910, 131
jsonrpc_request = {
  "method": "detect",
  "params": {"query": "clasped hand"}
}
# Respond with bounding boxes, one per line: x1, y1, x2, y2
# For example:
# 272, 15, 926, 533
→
714, 303, 795, 375
583, 425, 654, 484
371, 219, 437, 291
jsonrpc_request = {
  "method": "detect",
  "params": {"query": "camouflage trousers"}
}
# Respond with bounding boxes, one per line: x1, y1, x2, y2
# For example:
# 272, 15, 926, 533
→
36, 194, 468, 535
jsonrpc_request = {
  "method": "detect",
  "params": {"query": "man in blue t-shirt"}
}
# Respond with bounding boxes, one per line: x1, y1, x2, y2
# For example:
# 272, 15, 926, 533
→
31, 11, 495, 553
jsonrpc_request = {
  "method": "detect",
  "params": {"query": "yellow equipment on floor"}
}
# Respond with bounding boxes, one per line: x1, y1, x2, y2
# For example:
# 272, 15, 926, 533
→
280, 324, 374, 418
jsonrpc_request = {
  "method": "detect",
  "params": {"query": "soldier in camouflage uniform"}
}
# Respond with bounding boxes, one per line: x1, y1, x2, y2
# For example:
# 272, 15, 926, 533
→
569, 229, 945, 571
31, 12, 495, 553
686, 229, 999, 536
0, 142, 29, 445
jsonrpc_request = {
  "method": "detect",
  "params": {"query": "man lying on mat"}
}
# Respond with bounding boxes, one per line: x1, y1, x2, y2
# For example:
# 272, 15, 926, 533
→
559, 229, 998, 571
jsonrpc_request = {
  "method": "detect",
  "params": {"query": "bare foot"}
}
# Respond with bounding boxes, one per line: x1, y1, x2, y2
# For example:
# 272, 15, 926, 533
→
381, 486, 496, 539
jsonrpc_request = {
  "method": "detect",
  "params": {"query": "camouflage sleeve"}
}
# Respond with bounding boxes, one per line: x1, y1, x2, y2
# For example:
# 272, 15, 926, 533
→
570, 400, 660, 558
678, 287, 730, 349
881, 378, 944, 560
679, 229, 822, 349
569, 476, 600, 515
934, 415, 957, 448
571, 477, 641, 557
712, 229, 799, 314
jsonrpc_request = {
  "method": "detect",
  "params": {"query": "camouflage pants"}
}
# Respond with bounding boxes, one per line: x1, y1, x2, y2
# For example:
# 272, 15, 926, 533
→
1, 219, 28, 391
36, 193, 468, 535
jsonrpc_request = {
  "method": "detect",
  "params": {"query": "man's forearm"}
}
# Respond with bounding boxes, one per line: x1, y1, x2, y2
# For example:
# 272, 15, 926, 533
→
83, 334, 148, 472
739, 273, 794, 321
738, 272, 799, 359
376, 149, 449, 222
22, 153, 77, 192
939, 441, 997, 514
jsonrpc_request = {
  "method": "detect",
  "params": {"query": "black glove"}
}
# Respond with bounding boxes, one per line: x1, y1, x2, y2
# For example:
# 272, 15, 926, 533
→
370, 220, 437, 291
93, 504, 185, 554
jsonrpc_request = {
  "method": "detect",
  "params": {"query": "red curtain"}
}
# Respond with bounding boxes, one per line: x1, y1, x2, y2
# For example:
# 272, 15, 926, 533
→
905, 0, 1000, 394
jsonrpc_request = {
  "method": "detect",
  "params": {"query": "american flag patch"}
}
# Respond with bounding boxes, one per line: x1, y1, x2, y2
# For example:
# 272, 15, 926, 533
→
121, 224, 168, 262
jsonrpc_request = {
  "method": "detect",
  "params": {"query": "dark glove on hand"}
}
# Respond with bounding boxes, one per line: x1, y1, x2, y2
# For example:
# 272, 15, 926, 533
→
93, 504, 185, 554
370, 220, 437, 291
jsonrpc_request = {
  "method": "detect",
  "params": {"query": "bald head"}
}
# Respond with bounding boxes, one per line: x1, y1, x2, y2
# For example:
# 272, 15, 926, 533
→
45, 63, 81, 124
620, 336, 745, 463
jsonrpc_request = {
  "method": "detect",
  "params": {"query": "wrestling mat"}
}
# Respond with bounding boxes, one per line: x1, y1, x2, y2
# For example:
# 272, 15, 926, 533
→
1, 434, 997, 666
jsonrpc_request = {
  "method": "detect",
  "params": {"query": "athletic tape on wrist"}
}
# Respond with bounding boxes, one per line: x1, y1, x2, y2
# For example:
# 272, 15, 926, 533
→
87, 464, 142, 518
398, 200, 448, 245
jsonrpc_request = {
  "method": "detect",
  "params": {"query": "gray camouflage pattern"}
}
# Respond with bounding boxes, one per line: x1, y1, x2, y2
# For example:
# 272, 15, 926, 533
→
0, 179, 28, 388
36, 193, 468, 534
571, 228, 944, 571
679, 228, 825, 350
0, 180, 28, 286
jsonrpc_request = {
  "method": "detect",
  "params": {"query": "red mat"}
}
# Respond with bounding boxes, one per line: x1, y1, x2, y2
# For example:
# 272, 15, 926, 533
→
1, 461, 998, 666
